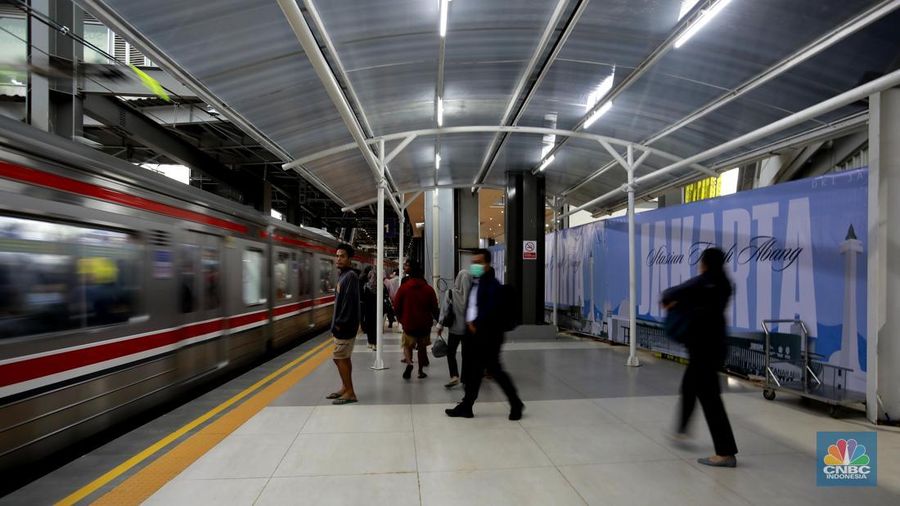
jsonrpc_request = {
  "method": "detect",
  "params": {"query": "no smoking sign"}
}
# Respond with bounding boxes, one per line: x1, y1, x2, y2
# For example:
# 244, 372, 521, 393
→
523, 240, 537, 260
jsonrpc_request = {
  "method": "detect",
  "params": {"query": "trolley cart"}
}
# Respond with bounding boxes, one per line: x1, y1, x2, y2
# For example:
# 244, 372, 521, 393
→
761, 319, 865, 417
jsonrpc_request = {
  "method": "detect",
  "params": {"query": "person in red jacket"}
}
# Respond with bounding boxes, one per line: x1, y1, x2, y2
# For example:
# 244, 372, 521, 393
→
394, 260, 438, 380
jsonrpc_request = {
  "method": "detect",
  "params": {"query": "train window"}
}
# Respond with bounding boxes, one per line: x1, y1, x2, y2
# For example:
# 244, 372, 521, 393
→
203, 244, 221, 310
275, 251, 291, 300
319, 257, 335, 295
0, 215, 141, 339
299, 252, 312, 297
242, 249, 266, 306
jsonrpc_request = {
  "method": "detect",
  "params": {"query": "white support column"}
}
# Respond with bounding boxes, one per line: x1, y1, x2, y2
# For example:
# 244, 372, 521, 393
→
372, 139, 388, 370
432, 189, 440, 288
552, 196, 560, 329
625, 145, 641, 367
399, 193, 405, 280
867, 88, 900, 422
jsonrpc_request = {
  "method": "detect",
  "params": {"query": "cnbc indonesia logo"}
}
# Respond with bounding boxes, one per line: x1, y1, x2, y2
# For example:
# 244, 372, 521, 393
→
818, 433, 877, 487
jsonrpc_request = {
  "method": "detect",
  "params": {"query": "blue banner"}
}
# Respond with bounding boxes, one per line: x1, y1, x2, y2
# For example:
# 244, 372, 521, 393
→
547, 169, 868, 392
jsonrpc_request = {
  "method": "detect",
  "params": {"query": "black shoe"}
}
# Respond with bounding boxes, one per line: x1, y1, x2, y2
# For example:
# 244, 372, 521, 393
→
445, 403, 474, 418
509, 400, 524, 421
403, 364, 413, 380
418, 371, 428, 379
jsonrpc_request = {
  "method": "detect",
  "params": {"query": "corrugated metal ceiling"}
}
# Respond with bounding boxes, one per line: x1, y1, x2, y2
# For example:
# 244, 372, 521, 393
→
89, 0, 899, 212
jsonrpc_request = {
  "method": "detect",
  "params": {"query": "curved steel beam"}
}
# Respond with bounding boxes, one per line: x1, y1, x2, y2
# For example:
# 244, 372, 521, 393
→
283, 125, 712, 176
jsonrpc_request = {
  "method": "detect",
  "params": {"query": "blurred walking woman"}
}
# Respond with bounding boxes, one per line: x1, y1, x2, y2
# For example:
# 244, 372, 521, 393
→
436, 269, 471, 388
661, 247, 738, 468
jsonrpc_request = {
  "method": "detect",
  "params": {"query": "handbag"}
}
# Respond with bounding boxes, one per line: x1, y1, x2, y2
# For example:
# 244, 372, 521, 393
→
432, 335, 448, 358
440, 291, 456, 328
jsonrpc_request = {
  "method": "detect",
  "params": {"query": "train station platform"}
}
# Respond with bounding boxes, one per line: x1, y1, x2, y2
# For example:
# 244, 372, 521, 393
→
4, 329, 900, 506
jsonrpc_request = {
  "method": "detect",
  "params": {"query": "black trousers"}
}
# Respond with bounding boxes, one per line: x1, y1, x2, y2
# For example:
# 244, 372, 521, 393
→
461, 330, 520, 407
678, 361, 738, 456
446, 332, 463, 378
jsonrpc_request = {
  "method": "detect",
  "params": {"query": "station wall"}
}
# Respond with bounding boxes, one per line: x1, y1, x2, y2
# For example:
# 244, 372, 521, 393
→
528, 169, 868, 392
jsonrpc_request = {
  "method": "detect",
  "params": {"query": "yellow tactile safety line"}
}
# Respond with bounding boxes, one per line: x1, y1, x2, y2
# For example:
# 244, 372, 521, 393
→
55, 338, 333, 506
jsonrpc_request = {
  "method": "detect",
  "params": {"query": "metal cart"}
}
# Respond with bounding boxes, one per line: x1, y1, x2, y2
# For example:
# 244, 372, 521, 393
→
761, 319, 865, 416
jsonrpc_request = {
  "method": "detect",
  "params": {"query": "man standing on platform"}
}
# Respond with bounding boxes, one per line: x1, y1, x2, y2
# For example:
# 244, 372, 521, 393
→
327, 244, 360, 405
446, 248, 524, 420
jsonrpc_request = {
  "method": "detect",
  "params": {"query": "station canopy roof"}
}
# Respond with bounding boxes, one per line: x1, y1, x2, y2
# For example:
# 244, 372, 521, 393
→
83, 0, 899, 213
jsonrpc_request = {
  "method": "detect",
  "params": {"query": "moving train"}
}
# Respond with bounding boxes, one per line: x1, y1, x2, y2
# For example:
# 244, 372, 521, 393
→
0, 117, 368, 476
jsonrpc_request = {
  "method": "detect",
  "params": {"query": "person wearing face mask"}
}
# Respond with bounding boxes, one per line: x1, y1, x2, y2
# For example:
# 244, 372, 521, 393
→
445, 248, 523, 420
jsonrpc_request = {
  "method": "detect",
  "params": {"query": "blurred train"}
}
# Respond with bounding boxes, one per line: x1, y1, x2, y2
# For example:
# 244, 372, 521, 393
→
0, 117, 372, 476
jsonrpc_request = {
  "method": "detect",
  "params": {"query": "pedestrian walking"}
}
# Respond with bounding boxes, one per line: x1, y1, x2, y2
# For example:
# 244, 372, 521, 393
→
662, 247, 738, 467
445, 249, 524, 420
436, 269, 471, 388
327, 244, 360, 405
394, 260, 438, 379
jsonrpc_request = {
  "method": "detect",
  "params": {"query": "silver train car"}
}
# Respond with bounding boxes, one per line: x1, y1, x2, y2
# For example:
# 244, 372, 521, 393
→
0, 118, 370, 477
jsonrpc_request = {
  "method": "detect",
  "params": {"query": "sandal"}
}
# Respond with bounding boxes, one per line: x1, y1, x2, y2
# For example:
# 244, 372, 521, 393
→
326, 392, 343, 399
332, 398, 358, 405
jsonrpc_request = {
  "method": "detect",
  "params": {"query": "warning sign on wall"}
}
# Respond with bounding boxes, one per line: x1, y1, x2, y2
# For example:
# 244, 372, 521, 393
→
523, 240, 537, 260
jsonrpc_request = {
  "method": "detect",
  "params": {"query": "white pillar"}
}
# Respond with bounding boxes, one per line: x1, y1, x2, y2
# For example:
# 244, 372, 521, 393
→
552, 197, 560, 329
626, 145, 641, 367
399, 194, 405, 280
372, 139, 387, 370
867, 88, 900, 421
432, 189, 440, 288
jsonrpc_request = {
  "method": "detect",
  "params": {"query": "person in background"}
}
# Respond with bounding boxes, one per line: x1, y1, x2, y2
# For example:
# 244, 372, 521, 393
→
661, 247, 738, 468
384, 269, 399, 330
327, 244, 360, 405
394, 260, 438, 380
436, 269, 471, 388
361, 266, 378, 350
446, 249, 523, 420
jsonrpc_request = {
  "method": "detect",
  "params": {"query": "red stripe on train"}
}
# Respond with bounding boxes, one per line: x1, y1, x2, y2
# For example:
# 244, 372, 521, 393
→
0, 161, 249, 234
0, 297, 334, 390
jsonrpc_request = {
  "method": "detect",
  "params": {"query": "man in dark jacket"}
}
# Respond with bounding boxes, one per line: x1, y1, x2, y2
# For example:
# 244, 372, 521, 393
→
328, 244, 360, 405
394, 260, 438, 379
446, 248, 524, 420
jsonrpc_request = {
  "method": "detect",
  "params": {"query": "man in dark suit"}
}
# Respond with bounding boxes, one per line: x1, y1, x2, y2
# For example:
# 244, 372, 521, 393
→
446, 248, 524, 420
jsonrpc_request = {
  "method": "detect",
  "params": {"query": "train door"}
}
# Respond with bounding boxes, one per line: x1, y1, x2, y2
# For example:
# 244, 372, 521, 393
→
177, 231, 225, 378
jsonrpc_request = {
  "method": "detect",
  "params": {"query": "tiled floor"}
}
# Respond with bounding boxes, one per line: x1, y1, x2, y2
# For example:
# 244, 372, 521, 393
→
4, 330, 899, 505
143, 332, 900, 506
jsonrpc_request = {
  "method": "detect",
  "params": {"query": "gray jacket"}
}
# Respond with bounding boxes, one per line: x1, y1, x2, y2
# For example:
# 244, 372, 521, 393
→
437, 285, 468, 335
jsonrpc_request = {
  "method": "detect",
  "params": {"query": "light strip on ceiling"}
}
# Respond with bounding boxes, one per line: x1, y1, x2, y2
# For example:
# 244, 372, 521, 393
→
435, 153, 441, 171
584, 71, 615, 128
538, 155, 556, 172
437, 96, 444, 126
675, 0, 732, 49
439, 0, 450, 37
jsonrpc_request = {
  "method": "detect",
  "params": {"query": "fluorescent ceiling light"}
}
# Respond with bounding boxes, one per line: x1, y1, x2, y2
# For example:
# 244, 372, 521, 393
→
541, 134, 556, 158
678, 0, 700, 20
586, 73, 614, 110
584, 101, 613, 128
583, 70, 615, 128
270, 209, 284, 221
435, 153, 441, 170
439, 0, 450, 37
538, 155, 555, 172
675, 0, 732, 49
437, 97, 444, 126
